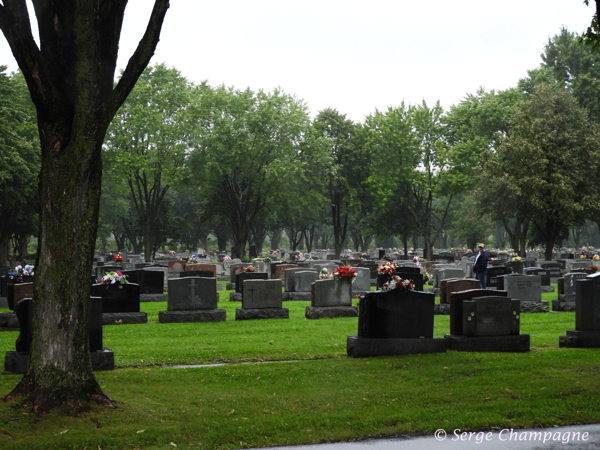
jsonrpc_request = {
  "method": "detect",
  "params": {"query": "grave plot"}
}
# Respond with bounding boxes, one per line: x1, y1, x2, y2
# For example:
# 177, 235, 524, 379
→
560, 272, 600, 348
159, 277, 225, 323
5, 297, 114, 373
235, 279, 288, 320
445, 289, 530, 352
347, 288, 446, 357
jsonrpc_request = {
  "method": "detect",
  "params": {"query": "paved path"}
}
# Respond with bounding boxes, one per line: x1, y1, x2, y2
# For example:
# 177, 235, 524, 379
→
254, 424, 600, 450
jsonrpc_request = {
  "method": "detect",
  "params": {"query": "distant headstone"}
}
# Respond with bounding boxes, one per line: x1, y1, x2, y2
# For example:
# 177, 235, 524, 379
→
236, 272, 268, 293
275, 264, 299, 281
352, 267, 371, 292
236, 279, 288, 320
168, 260, 187, 274
167, 277, 217, 311
294, 271, 319, 293
186, 263, 217, 278
440, 278, 479, 304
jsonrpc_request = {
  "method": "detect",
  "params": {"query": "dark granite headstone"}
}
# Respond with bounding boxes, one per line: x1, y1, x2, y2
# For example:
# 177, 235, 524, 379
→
462, 296, 520, 336
358, 289, 435, 339
9, 282, 34, 311
575, 273, 600, 331
449, 289, 508, 336
15, 298, 32, 352
236, 272, 268, 293
486, 266, 508, 288
167, 277, 217, 311
91, 282, 141, 313
242, 279, 283, 309
523, 267, 550, 286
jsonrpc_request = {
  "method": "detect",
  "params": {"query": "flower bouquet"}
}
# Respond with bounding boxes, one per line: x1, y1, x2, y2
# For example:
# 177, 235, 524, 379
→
8, 265, 35, 282
188, 254, 200, 264
319, 268, 332, 279
97, 271, 128, 284
241, 265, 259, 273
511, 256, 521, 262
332, 266, 357, 282
167, 250, 176, 255
112, 254, 124, 262
377, 262, 397, 275
382, 275, 414, 291
593, 255, 600, 261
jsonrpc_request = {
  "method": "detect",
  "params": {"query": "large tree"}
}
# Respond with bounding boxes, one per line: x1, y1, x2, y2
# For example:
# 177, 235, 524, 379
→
581, 0, 600, 50
485, 84, 600, 260
0, 1, 170, 411
192, 85, 314, 258
104, 63, 191, 261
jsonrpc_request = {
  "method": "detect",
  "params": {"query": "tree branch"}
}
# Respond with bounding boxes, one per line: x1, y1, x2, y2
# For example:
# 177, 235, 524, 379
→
108, 0, 170, 120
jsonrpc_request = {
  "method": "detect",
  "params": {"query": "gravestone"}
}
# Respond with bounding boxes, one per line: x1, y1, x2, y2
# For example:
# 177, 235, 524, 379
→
284, 267, 314, 292
445, 294, 529, 352
440, 278, 480, 304
486, 266, 508, 289
357, 260, 379, 279
186, 263, 217, 278
229, 263, 248, 283
352, 267, 371, 292
524, 267, 550, 286
4, 297, 114, 373
310, 279, 353, 306
9, 282, 33, 311
432, 265, 458, 288
236, 279, 288, 320
347, 289, 446, 357
559, 272, 600, 348
506, 261, 523, 274
168, 260, 187, 274
144, 266, 170, 293
269, 261, 285, 279
236, 272, 268, 293
91, 282, 147, 324
159, 277, 225, 323
294, 271, 319, 293
95, 265, 123, 280
449, 289, 508, 336
537, 261, 562, 278
275, 264, 299, 281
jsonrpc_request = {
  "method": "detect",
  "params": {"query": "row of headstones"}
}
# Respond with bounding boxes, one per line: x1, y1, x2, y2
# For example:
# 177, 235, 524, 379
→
348, 271, 600, 356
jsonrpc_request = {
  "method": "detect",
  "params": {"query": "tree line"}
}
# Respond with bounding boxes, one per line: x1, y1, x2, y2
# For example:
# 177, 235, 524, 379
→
2, 28, 600, 265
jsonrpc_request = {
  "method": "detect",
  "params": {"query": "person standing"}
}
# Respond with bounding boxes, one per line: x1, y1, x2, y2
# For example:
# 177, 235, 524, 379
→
473, 243, 489, 289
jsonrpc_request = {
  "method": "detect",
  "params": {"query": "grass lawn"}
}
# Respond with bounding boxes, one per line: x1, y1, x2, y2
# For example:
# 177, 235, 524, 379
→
0, 282, 598, 450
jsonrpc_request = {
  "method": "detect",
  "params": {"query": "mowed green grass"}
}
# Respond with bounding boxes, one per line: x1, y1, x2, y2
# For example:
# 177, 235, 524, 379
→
0, 282, 597, 450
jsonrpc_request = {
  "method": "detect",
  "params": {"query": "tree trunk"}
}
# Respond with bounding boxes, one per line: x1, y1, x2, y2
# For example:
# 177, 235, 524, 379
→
270, 229, 282, 250
5, 125, 110, 412
0, 236, 9, 266
361, 235, 373, 252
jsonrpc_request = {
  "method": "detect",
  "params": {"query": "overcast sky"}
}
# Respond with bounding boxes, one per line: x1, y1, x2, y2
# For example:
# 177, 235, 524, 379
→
0, 1, 595, 123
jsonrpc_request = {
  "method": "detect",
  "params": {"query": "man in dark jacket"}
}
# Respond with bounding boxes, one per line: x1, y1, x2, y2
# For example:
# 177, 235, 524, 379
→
472, 243, 489, 289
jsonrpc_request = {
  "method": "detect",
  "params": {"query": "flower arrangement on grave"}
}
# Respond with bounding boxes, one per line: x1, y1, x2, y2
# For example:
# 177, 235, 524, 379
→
580, 254, 588, 259
420, 269, 430, 284
360, 253, 369, 259
377, 262, 397, 275
588, 265, 598, 272
593, 255, 600, 261
240, 265, 259, 273
188, 254, 201, 264
381, 275, 414, 291
223, 255, 231, 261
112, 253, 124, 262
381, 254, 393, 262
167, 250, 176, 255
332, 266, 357, 283
412, 256, 421, 268
296, 253, 306, 262
8, 265, 35, 282
97, 271, 128, 284
512, 256, 521, 262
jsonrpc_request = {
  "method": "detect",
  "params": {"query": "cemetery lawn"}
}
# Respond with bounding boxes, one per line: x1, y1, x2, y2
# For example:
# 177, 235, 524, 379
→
0, 284, 598, 449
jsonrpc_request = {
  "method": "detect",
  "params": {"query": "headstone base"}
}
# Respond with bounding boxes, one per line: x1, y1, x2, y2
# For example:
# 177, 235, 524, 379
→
552, 300, 576, 312
0, 312, 19, 329
519, 300, 549, 313
445, 334, 530, 352
346, 336, 446, 358
102, 312, 148, 325
5, 348, 114, 374
305, 306, 358, 319
540, 286, 555, 293
140, 293, 168, 302
159, 309, 226, 323
559, 330, 600, 348
235, 308, 288, 320
227, 282, 236, 290
434, 304, 450, 315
